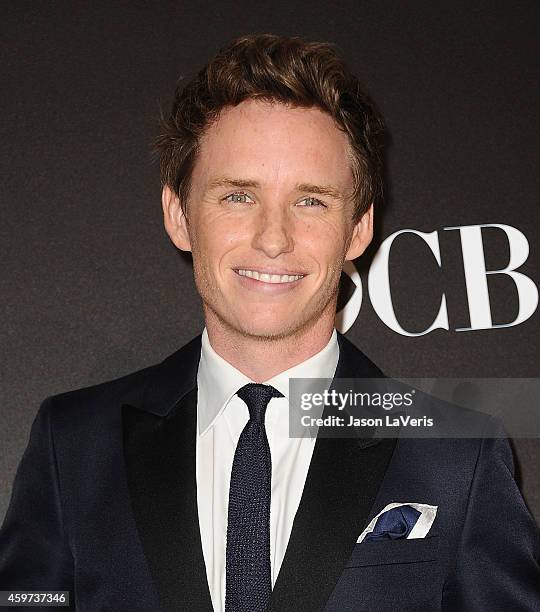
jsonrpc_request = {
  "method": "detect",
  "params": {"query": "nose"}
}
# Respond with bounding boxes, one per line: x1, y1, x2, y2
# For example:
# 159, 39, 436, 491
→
251, 206, 294, 258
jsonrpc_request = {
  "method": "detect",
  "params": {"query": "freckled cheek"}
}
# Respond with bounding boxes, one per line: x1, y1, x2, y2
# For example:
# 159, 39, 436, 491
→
196, 215, 244, 247
298, 226, 347, 285
298, 225, 339, 259
200, 226, 247, 281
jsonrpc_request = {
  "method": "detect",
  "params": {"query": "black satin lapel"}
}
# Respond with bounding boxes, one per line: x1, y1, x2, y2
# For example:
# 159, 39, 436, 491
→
123, 387, 213, 612
268, 435, 397, 612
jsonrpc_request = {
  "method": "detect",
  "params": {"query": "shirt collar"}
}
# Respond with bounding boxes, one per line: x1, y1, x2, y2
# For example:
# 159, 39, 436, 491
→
196, 327, 339, 435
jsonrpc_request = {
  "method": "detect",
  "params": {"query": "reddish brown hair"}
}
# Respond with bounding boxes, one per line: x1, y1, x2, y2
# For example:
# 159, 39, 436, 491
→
154, 34, 386, 221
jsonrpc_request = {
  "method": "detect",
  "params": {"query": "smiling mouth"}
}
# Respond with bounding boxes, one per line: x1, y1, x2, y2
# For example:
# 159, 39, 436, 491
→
234, 269, 305, 284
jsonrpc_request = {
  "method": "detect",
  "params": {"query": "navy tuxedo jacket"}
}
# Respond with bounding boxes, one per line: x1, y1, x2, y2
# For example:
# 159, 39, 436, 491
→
1, 332, 539, 611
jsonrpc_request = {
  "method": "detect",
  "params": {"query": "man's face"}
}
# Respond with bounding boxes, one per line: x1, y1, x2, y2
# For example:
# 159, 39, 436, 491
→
163, 99, 372, 340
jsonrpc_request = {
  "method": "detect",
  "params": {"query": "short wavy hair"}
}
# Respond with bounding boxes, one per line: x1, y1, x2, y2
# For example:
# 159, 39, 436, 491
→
154, 34, 386, 222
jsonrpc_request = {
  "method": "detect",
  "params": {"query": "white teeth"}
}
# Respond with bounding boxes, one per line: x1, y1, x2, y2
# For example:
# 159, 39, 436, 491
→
237, 269, 304, 283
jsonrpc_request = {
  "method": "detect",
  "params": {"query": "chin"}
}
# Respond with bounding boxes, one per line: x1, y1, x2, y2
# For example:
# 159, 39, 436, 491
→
208, 299, 323, 340
232, 313, 312, 341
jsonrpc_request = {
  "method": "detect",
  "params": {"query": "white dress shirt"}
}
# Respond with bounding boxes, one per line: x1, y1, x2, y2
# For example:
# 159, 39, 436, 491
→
196, 327, 339, 612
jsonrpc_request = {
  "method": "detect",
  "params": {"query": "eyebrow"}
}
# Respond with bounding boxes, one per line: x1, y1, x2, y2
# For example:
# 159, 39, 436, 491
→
206, 177, 261, 190
206, 177, 346, 200
296, 183, 345, 200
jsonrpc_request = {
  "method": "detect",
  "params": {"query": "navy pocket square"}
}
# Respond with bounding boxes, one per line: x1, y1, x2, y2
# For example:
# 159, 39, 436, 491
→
358, 502, 438, 543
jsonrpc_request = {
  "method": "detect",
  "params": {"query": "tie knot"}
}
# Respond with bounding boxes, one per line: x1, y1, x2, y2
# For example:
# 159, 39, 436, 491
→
236, 383, 284, 423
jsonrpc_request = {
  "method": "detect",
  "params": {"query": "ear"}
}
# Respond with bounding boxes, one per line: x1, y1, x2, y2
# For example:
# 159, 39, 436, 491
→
162, 184, 192, 252
345, 203, 374, 261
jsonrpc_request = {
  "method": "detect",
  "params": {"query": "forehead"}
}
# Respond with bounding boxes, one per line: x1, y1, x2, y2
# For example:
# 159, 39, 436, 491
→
192, 99, 354, 190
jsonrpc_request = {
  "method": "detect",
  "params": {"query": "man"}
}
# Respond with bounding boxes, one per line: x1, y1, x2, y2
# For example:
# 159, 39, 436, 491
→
1, 35, 539, 611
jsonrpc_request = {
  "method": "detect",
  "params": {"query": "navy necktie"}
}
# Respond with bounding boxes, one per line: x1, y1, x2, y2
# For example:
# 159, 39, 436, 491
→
225, 383, 284, 612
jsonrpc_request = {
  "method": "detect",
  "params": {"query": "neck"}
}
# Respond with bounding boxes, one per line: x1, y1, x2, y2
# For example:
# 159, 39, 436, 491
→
203, 310, 336, 382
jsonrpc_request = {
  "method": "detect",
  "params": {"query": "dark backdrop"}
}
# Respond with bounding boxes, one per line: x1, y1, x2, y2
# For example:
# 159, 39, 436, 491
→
2, 1, 539, 523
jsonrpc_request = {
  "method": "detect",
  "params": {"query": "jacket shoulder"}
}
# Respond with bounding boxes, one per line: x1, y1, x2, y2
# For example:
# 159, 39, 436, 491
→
45, 333, 203, 412
45, 362, 158, 413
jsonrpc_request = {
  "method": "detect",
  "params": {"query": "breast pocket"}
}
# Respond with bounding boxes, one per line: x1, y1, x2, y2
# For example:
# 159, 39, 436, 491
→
325, 537, 443, 611
345, 535, 440, 568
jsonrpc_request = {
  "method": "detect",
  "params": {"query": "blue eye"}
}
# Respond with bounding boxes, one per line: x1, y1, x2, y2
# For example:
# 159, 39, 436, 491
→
298, 197, 326, 208
224, 192, 253, 204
